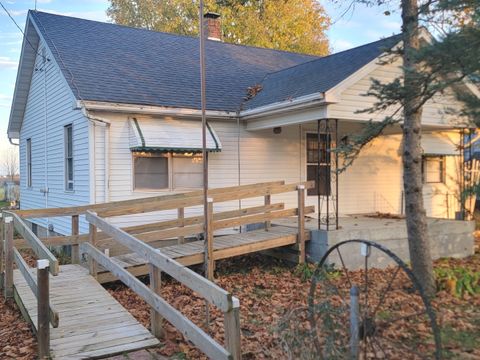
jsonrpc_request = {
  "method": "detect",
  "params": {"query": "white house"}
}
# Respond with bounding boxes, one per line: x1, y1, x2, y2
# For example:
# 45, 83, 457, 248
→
6, 11, 478, 237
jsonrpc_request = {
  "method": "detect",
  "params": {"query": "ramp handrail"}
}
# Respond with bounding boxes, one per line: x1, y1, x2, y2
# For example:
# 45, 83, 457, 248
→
13, 181, 286, 218
1, 214, 59, 360
5, 211, 59, 275
83, 211, 241, 359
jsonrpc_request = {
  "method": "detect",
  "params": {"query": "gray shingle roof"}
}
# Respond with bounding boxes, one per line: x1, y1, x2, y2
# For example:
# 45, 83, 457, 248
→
244, 34, 402, 110
31, 11, 317, 112
31, 11, 401, 113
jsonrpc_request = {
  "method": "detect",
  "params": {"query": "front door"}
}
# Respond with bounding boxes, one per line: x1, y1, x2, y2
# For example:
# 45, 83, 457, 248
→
306, 133, 331, 197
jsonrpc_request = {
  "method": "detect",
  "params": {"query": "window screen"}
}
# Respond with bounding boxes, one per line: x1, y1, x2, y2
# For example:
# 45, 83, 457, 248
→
172, 155, 203, 189
423, 156, 445, 184
134, 156, 169, 190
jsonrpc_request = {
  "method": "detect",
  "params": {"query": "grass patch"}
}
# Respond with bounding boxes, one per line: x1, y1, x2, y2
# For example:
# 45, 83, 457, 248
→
441, 324, 480, 357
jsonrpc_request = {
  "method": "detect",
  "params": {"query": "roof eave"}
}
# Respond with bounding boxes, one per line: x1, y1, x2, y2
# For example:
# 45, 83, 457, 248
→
240, 92, 330, 120
7, 12, 40, 140
80, 100, 239, 120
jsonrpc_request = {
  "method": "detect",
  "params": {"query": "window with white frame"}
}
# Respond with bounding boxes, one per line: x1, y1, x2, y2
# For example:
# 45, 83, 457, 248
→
26, 138, 32, 187
133, 152, 203, 191
422, 155, 445, 184
64, 124, 74, 190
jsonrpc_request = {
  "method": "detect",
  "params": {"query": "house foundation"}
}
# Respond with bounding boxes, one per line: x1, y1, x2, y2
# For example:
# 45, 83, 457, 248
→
275, 216, 475, 269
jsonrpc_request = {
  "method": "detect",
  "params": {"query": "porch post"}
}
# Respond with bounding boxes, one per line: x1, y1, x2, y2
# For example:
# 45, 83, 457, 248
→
335, 119, 339, 230
71, 215, 79, 264
326, 119, 330, 231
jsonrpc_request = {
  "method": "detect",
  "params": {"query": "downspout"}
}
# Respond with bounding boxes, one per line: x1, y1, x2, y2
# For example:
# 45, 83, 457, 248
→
80, 107, 110, 204
91, 124, 96, 204
43, 58, 49, 234
104, 125, 110, 203
9, 139, 19, 146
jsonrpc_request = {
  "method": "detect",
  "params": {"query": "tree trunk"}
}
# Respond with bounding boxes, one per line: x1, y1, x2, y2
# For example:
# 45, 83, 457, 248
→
401, 0, 436, 297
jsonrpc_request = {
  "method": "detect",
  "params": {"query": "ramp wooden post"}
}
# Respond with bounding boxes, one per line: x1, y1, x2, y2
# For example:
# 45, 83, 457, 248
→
149, 264, 164, 338
4, 216, 13, 299
37, 259, 50, 360
224, 298, 241, 360
0, 214, 4, 288
264, 194, 271, 231
177, 207, 185, 244
205, 198, 214, 280
297, 185, 306, 263
71, 215, 79, 264
88, 221, 97, 278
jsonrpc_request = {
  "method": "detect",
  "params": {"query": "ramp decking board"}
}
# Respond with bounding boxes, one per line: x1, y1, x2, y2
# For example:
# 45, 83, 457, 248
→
96, 226, 309, 283
13, 264, 159, 359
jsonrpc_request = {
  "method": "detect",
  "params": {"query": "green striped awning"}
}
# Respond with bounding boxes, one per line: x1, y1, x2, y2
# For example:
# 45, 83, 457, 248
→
129, 118, 222, 153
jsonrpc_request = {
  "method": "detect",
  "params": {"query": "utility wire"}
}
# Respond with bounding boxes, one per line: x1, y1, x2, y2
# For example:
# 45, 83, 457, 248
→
0, 1, 49, 61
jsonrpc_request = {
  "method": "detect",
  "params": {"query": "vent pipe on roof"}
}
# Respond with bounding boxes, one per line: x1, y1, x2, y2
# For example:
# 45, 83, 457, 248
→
204, 12, 222, 41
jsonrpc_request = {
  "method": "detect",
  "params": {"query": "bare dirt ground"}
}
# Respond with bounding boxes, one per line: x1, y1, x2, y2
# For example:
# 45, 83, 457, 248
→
1, 240, 479, 359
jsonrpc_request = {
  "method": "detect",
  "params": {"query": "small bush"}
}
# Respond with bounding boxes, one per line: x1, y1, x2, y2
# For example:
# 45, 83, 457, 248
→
435, 266, 480, 298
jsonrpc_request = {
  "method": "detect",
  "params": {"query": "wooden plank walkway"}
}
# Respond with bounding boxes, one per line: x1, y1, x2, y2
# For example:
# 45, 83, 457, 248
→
13, 264, 159, 359
98, 226, 310, 283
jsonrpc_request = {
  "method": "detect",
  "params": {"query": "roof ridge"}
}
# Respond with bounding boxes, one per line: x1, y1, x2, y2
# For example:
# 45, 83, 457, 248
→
30, 10, 320, 58
260, 33, 402, 79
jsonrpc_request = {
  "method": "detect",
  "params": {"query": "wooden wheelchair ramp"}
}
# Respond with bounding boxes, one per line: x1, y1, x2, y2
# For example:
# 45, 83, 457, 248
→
13, 264, 159, 359
100, 225, 311, 282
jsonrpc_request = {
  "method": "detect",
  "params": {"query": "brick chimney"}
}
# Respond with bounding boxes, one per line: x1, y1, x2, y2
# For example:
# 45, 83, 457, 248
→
204, 12, 222, 41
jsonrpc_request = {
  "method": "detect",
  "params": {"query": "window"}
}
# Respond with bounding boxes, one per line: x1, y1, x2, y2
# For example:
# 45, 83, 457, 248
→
306, 133, 331, 196
133, 152, 203, 191
134, 155, 169, 190
64, 124, 74, 190
26, 138, 32, 187
422, 155, 445, 184
172, 155, 203, 189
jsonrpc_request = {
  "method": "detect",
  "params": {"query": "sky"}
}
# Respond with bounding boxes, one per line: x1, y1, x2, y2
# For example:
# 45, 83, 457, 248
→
0, 0, 402, 168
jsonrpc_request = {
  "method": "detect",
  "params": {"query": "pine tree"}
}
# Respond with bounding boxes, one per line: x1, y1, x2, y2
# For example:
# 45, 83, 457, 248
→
340, 0, 479, 297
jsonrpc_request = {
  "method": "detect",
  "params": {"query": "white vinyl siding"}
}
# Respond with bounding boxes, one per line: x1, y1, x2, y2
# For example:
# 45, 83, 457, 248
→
89, 109, 463, 230
19, 40, 90, 235
328, 57, 466, 126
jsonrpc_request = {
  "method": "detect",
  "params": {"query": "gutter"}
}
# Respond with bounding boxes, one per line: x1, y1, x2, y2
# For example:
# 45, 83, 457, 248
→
239, 92, 329, 120
79, 100, 238, 120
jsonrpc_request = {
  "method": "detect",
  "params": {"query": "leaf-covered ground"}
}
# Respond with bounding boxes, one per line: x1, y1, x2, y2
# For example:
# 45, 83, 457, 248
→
107, 251, 480, 359
0, 298, 37, 359
1, 243, 479, 359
